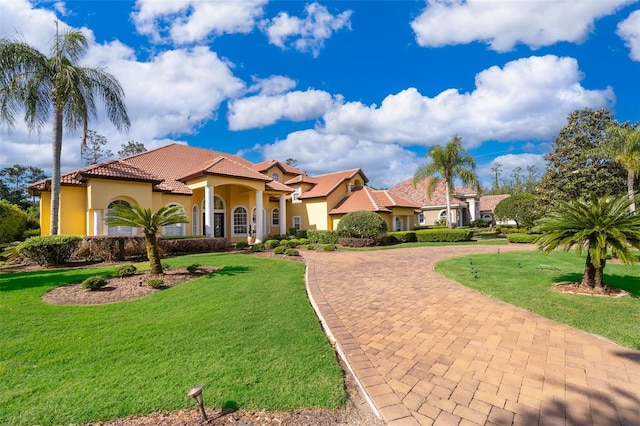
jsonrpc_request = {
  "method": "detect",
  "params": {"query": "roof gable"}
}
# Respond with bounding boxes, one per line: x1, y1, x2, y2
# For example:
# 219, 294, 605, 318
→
329, 186, 420, 215
299, 169, 367, 199
389, 177, 477, 207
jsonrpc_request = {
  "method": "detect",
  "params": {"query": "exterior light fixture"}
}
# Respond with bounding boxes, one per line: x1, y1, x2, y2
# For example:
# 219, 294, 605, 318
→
188, 385, 208, 421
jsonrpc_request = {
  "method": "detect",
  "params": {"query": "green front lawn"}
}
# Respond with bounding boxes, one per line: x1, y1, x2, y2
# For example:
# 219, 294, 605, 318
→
435, 250, 640, 350
0, 254, 346, 426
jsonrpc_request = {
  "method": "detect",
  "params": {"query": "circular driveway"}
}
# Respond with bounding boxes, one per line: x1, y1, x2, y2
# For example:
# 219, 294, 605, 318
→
303, 245, 640, 425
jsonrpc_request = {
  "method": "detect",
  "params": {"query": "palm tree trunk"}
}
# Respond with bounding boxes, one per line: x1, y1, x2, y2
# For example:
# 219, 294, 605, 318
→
445, 179, 452, 228
145, 231, 163, 275
50, 105, 63, 235
627, 170, 636, 212
581, 252, 596, 289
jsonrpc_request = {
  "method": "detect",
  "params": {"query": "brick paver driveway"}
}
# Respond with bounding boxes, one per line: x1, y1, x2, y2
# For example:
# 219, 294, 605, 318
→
303, 245, 640, 426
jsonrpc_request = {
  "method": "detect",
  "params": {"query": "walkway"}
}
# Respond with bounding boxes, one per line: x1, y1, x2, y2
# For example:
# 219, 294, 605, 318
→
303, 245, 640, 425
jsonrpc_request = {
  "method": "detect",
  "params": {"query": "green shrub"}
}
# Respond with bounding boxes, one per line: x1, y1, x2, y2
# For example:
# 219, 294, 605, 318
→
22, 229, 41, 239
285, 248, 300, 256
337, 211, 387, 238
17, 235, 82, 266
158, 237, 227, 255
323, 244, 337, 251
305, 244, 316, 250
296, 230, 308, 239
415, 229, 474, 242
264, 239, 280, 249
251, 243, 265, 252
387, 231, 417, 243
338, 237, 376, 247
307, 230, 339, 244
147, 278, 164, 288
115, 264, 137, 277
279, 239, 289, 246
186, 263, 201, 273
235, 241, 249, 250
81, 275, 108, 290
298, 238, 309, 245
507, 233, 539, 243
78, 236, 147, 261
286, 239, 300, 248
470, 219, 489, 228
162, 262, 171, 270
0, 200, 28, 243
273, 246, 286, 254
288, 227, 298, 236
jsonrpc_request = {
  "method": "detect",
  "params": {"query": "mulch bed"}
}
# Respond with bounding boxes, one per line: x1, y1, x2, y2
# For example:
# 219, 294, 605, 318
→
551, 282, 630, 297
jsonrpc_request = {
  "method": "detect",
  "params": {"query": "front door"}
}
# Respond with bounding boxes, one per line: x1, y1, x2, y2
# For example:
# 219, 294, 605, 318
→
214, 212, 224, 238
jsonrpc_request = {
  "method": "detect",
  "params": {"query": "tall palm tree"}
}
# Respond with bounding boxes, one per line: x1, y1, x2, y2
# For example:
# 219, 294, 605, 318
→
105, 204, 188, 275
605, 125, 640, 212
535, 193, 640, 292
0, 23, 130, 235
414, 135, 478, 228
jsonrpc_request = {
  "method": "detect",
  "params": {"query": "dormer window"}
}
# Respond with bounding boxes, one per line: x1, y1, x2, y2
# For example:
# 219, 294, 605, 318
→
272, 173, 280, 182
292, 186, 302, 203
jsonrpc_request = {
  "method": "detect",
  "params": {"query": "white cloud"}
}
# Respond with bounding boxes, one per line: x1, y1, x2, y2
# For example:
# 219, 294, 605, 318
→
132, 0, 267, 44
618, 9, 640, 61
321, 55, 614, 149
261, 2, 352, 57
477, 153, 545, 186
261, 130, 422, 189
411, 0, 635, 51
248, 75, 297, 95
228, 89, 335, 130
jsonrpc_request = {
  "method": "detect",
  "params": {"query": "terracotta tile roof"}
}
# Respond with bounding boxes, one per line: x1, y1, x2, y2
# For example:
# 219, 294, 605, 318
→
329, 186, 420, 215
284, 174, 318, 185
253, 159, 305, 176
299, 169, 366, 199
265, 180, 294, 192
480, 194, 510, 212
389, 177, 476, 208
179, 156, 271, 182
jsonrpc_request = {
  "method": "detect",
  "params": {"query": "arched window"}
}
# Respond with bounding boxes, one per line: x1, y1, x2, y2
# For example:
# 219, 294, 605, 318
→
272, 173, 280, 182
192, 205, 199, 235
233, 206, 248, 236
106, 200, 133, 235
162, 204, 185, 236
272, 208, 280, 226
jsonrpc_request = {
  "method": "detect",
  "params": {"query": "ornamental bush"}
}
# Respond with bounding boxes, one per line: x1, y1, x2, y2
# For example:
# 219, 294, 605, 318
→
338, 237, 376, 247
264, 239, 280, 249
81, 275, 107, 290
0, 200, 28, 243
186, 263, 201, 273
307, 230, 339, 244
507, 233, 540, 244
323, 244, 337, 251
147, 278, 164, 288
415, 229, 473, 242
273, 246, 286, 254
115, 264, 137, 277
235, 241, 249, 250
251, 243, 265, 252
159, 237, 226, 255
337, 211, 387, 239
285, 248, 300, 256
387, 231, 417, 243
17, 235, 82, 266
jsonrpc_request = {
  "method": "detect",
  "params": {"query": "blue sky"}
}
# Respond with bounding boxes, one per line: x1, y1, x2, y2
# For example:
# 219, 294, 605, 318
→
1, 0, 639, 189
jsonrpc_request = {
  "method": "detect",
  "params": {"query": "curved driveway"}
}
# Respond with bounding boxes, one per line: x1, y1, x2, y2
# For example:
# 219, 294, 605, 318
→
303, 245, 640, 426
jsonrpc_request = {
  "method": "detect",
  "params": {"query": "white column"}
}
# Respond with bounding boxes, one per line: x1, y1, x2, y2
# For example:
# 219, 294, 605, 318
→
468, 198, 477, 221
205, 185, 214, 237
406, 216, 410, 231
255, 190, 263, 242
279, 194, 287, 236
93, 210, 101, 235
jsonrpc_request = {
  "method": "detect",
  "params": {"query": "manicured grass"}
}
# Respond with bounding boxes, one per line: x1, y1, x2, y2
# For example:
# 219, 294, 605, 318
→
435, 250, 640, 350
0, 254, 346, 426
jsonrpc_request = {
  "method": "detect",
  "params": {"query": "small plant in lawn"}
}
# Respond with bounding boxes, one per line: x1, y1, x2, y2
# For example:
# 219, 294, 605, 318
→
81, 276, 108, 290
115, 264, 137, 277
186, 263, 201, 273
147, 278, 164, 288
236, 241, 249, 250
273, 246, 286, 254
285, 248, 300, 256
251, 243, 265, 252
323, 244, 337, 251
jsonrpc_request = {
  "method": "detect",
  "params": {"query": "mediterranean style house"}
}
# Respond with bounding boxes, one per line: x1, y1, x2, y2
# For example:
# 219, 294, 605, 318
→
28, 143, 420, 243
389, 177, 480, 227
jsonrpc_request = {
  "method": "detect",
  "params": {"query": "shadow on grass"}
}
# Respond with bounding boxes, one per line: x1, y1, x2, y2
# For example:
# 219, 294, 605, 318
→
214, 265, 252, 277
0, 268, 100, 292
552, 272, 640, 297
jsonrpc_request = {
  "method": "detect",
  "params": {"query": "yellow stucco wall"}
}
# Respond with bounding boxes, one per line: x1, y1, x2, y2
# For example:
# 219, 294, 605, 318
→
59, 186, 87, 235
305, 200, 329, 230
87, 179, 153, 210
39, 191, 51, 235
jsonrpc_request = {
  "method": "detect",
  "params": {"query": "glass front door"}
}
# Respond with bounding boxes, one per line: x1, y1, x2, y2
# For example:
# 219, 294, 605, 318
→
214, 212, 224, 238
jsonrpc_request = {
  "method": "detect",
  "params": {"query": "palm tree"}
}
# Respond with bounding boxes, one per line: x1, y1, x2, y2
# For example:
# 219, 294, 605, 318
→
105, 204, 188, 275
414, 135, 478, 228
0, 23, 130, 235
605, 125, 640, 212
535, 193, 640, 293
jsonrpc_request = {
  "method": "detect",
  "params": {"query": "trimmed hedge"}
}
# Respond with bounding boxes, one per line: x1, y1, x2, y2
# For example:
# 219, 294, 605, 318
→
415, 229, 474, 242
158, 237, 226, 255
507, 233, 540, 243
307, 230, 339, 244
77, 236, 146, 261
387, 231, 417, 243
17, 235, 83, 266
338, 237, 376, 247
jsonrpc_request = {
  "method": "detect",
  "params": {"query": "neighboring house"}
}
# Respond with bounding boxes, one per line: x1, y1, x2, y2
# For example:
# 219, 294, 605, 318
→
28, 143, 420, 243
478, 194, 511, 225
389, 177, 480, 226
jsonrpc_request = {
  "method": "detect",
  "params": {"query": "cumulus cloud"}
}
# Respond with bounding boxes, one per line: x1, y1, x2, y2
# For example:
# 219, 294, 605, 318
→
321, 55, 614, 148
132, 0, 267, 44
261, 130, 422, 188
411, 0, 635, 51
617, 9, 640, 61
261, 2, 352, 57
228, 89, 335, 130
247, 75, 297, 95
